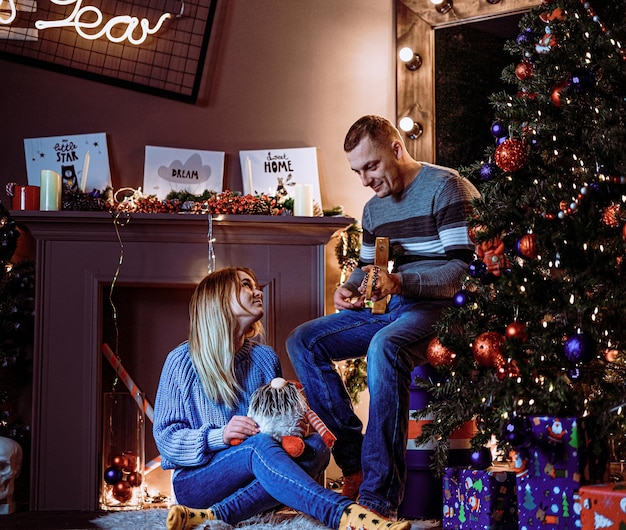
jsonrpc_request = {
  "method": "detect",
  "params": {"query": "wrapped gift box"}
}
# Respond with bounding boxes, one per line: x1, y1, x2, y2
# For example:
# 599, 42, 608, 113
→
579, 482, 626, 529
514, 416, 582, 529
442, 466, 518, 529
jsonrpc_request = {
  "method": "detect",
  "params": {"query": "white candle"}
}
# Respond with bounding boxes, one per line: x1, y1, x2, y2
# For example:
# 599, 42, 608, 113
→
245, 156, 254, 196
293, 184, 313, 216
80, 151, 90, 192
40, 169, 61, 211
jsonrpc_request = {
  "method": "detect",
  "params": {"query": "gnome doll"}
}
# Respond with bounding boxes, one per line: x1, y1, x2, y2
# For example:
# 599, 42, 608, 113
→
231, 377, 336, 457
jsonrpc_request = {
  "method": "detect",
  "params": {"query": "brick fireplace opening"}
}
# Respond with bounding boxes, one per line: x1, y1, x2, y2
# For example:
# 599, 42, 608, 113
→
12, 211, 350, 511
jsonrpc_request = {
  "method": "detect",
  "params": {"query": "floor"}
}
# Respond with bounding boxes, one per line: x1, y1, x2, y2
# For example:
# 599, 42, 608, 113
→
1, 510, 442, 529
0, 511, 103, 529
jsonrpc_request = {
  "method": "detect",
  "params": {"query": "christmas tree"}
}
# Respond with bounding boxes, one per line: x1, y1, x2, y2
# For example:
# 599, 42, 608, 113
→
0, 200, 34, 444
416, 0, 626, 474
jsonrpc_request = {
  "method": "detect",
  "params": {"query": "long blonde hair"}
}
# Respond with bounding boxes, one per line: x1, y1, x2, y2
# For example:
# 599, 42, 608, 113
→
188, 267, 264, 408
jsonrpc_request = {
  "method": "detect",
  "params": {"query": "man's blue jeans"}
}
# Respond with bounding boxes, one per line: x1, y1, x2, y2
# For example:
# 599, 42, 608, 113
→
286, 295, 451, 518
172, 433, 351, 527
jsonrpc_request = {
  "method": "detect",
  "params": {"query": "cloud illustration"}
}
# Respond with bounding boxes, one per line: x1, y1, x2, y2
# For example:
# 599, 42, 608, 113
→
157, 153, 211, 184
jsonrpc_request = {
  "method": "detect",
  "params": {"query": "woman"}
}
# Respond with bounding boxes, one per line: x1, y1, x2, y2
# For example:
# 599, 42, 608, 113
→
154, 266, 410, 530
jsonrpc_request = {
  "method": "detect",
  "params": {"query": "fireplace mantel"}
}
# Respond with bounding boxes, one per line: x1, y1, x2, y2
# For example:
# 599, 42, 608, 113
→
12, 211, 353, 511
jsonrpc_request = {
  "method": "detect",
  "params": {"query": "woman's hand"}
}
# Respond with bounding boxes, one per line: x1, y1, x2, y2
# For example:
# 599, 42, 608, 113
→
223, 415, 260, 444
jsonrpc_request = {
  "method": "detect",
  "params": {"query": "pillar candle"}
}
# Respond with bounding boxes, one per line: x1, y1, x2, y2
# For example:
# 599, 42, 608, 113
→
245, 156, 254, 196
293, 184, 313, 216
39, 169, 61, 211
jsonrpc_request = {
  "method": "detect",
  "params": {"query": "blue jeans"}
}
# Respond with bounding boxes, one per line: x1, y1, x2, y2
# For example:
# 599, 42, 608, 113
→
286, 295, 451, 518
172, 433, 351, 527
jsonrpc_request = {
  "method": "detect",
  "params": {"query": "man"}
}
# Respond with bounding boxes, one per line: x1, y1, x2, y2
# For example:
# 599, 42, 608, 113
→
286, 115, 479, 520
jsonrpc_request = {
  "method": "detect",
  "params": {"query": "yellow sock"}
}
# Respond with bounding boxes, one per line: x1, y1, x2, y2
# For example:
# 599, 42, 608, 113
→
338, 503, 411, 530
166, 505, 215, 530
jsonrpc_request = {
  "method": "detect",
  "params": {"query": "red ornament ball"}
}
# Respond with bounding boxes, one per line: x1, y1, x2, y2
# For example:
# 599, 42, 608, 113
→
111, 454, 129, 470
426, 337, 456, 367
602, 204, 621, 227
505, 322, 528, 342
124, 452, 139, 472
516, 234, 538, 259
113, 480, 133, 502
494, 139, 528, 172
550, 80, 568, 107
127, 471, 143, 487
473, 332, 505, 368
515, 61, 533, 80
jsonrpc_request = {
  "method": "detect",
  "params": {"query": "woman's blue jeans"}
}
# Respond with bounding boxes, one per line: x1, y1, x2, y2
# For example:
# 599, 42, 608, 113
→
172, 433, 351, 528
286, 295, 451, 519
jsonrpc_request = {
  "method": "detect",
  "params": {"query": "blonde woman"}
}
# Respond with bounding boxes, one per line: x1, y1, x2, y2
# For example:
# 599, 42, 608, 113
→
154, 267, 411, 530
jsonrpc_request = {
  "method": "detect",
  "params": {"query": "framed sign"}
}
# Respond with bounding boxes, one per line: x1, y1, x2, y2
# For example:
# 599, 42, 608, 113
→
24, 132, 112, 191
239, 147, 322, 206
0, 0, 218, 103
143, 145, 224, 198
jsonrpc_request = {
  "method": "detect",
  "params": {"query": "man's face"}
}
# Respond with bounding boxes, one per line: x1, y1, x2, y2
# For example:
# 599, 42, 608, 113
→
346, 137, 402, 198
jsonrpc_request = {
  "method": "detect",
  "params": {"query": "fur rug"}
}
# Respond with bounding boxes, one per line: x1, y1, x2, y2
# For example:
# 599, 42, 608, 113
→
92, 508, 441, 529
92, 509, 331, 529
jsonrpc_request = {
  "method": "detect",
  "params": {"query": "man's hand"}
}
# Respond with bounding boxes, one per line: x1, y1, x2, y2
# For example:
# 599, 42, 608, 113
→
358, 265, 402, 301
334, 285, 365, 310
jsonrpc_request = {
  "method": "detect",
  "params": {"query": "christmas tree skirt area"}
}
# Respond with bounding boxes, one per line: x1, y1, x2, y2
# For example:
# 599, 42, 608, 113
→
91, 508, 442, 529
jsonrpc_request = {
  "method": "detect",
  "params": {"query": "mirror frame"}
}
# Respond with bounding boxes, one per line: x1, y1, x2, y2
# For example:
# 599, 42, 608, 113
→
396, 0, 540, 162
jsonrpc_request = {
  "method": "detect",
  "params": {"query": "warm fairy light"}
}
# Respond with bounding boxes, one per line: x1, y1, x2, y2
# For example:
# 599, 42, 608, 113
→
529, 399, 534, 406
517, 399, 524, 406
35, 0, 174, 45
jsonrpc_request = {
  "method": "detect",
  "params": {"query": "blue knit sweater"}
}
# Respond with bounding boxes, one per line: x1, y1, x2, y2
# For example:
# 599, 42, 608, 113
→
153, 339, 281, 472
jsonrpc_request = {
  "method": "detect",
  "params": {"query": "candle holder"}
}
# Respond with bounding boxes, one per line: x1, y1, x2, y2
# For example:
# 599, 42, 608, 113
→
100, 392, 145, 510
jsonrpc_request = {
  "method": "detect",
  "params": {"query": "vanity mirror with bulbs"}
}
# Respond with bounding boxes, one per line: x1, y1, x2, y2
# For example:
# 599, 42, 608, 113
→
396, 0, 540, 166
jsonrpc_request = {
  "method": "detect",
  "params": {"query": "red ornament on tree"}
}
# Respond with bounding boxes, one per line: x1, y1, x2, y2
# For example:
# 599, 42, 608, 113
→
426, 337, 456, 367
494, 139, 528, 172
515, 60, 533, 80
505, 321, 528, 343
550, 80, 568, 107
473, 331, 506, 368
517, 234, 538, 259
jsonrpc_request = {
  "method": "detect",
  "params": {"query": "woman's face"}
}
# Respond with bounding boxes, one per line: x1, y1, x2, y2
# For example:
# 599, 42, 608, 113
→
231, 270, 264, 331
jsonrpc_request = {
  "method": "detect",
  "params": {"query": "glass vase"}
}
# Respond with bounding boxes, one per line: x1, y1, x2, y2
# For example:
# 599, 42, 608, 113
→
100, 392, 145, 510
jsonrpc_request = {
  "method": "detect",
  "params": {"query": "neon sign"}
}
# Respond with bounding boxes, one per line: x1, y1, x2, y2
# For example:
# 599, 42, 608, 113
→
1, 0, 175, 45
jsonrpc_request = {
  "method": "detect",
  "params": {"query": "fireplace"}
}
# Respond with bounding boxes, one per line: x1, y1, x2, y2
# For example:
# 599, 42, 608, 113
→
12, 210, 351, 511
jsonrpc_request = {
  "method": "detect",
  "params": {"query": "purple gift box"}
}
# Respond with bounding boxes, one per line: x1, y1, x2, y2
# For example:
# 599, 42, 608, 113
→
442, 466, 518, 529
513, 416, 583, 529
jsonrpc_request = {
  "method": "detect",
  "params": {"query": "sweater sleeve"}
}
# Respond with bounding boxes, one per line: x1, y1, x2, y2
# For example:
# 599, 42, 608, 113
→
153, 345, 228, 469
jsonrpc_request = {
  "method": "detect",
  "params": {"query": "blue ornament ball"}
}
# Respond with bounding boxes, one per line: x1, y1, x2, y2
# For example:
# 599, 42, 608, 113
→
502, 416, 531, 447
453, 290, 471, 308
468, 259, 487, 278
479, 162, 498, 181
490, 121, 507, 138
469, 447, 492, 470
516, 29, 535, 46
569, 367, 582, 381
569, 67, 596, 94
564, 333, 596, 364
104, 466, 123, 485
